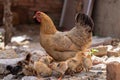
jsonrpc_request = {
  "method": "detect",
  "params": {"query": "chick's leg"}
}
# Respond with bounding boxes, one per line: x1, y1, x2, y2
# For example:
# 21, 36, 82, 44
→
58, 75, 63, 80
36, 71, 42, 79
76, 64, 83, 73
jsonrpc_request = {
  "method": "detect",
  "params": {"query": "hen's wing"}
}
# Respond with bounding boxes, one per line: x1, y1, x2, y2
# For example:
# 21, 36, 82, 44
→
51, 31, 80, 52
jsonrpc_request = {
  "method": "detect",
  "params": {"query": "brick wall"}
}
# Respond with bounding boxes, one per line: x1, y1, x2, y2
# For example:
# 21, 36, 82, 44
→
0, 1, 3, 26
0, 0, 64, 26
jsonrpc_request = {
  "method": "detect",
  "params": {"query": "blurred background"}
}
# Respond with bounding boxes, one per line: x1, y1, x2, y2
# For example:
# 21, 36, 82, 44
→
0, 0, 120, 45
0, 1, 120, 80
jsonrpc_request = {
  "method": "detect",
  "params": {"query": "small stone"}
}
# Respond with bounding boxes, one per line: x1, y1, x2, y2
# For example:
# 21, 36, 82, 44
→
3, 74, 14, 80
11, 35, 32, 44
91, 64, 106, 70
92, 55, 108, 65
21, 76, 38, 80
0, 64, 8, 74
91, 36, 112, 47
0, 28, 5, 50
107, 47, 120, 57
107, 61, 120, 80
105, 57, 120, 64
0, 49, 18, 59
0, 57, 25, 74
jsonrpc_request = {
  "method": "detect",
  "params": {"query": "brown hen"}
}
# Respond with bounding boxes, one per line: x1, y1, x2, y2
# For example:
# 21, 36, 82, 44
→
34, 11, 94, 61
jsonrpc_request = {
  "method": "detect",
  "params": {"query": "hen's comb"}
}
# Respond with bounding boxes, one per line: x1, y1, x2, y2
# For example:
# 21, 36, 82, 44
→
36, 11, 41, 14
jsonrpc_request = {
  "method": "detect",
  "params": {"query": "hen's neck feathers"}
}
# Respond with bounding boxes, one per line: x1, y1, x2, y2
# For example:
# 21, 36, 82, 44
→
40, 13, 57, 34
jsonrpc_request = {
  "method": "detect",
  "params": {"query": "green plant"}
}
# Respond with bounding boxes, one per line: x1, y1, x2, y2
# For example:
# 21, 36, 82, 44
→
88, 48, 99, 56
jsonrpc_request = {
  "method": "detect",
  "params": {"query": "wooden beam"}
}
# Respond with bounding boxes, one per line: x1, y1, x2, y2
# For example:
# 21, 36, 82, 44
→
3, 0, 13, 45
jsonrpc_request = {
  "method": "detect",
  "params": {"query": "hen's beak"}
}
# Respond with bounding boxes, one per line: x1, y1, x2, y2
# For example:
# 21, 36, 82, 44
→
33, 15, 41, 23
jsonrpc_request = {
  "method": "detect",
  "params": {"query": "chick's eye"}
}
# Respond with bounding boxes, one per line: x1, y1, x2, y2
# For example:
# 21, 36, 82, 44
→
57, 63, 60, 67
17, 61, 22, 66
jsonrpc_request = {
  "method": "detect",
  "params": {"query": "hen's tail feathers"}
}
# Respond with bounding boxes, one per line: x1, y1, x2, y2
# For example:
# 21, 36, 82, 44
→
75, 13, 94, 31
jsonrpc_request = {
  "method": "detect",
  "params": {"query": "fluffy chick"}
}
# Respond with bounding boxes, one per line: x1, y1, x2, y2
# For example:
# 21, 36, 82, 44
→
66, 52, 85, 74
7, 53, 53, 78
34, 60, 52, 77
82, 54, 92, 72
50, 52, 85, 79
50, 61, 68, 80
39, 55, 54, 65
20, 54, 53, 77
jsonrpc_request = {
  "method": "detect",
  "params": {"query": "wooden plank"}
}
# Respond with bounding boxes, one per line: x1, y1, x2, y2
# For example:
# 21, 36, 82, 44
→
83, 0, 95, 16
59, 0, 95, 30
59, 0, 76, 29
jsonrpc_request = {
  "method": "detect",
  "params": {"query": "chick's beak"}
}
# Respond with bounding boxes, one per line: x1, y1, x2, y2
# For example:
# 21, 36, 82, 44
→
48, 64, 52, 68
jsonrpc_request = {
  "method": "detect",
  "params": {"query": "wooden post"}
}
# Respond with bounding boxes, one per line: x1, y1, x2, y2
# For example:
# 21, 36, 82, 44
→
107, 61, 120, 80
83, 0, 95, 16
3, 0, 13, 45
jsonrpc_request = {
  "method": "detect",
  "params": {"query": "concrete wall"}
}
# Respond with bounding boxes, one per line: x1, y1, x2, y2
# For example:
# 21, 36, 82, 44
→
93, 0, 120, 38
